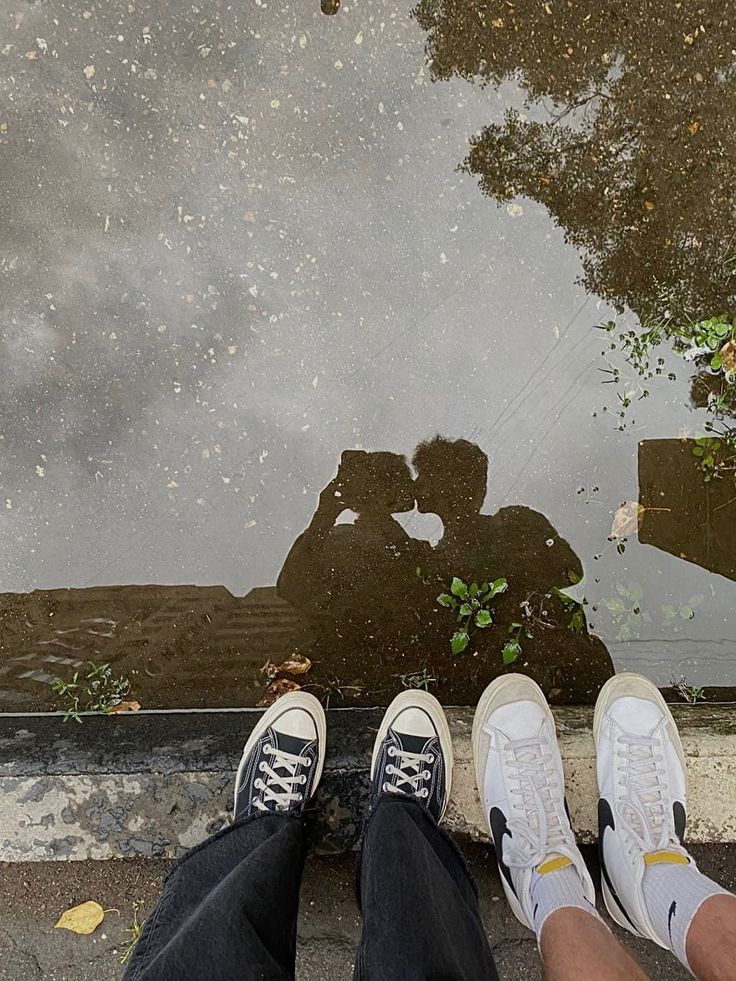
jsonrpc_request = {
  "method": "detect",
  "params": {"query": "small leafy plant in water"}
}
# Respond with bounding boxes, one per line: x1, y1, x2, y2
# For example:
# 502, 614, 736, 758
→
596, 581, 700, 642
598, 302, 736, 476
691, 425, 736, 484
399, 667, 437, 691
502, 621, 533, 665
670, 675, 706, 705
551, 577, 587, 634
437, 576, 508, 654
52, 661, 131, 723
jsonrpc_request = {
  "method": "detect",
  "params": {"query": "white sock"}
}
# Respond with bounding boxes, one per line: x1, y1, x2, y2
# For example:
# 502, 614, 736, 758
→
642, 860, 732, 969
531, 862, 605, 946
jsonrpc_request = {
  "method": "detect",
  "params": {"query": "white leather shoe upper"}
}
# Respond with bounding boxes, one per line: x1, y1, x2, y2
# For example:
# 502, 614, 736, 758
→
594, 674, 689, 943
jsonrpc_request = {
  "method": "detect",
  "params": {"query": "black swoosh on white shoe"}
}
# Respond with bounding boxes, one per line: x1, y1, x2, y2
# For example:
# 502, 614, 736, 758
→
598, 797, 640, 932
668, 900, 677, 946
489, 806, 518, 898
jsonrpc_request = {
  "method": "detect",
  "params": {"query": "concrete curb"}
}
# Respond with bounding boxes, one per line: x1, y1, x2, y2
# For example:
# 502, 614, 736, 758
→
1, 704, 734, 861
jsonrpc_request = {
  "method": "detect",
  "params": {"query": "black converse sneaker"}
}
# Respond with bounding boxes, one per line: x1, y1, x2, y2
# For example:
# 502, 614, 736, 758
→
234, 691, 326, 819
370, 690, 453, 823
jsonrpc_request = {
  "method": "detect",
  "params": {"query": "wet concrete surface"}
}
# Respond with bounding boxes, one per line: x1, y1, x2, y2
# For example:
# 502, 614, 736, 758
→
3, 843, 735, 980
1, 0, 735, 711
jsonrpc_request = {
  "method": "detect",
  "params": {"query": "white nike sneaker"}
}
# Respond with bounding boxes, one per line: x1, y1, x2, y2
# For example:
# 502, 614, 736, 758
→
594, 672, 690, 946
473, 674, 596, 929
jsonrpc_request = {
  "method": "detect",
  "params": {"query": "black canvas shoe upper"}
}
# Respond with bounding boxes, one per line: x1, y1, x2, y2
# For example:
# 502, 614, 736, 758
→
372, 725, 447, 823
235, 725, 319, 819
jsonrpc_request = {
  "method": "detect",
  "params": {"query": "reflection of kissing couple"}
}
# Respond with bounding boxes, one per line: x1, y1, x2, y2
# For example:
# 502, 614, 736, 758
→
277, 436, 613, 703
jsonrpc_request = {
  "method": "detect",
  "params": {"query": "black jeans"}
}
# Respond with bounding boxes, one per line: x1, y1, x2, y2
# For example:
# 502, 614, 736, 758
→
123, 796, 499, 981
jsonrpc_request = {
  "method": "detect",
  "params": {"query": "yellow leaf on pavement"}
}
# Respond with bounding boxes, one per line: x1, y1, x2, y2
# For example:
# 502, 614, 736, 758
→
55, 901, 105, 935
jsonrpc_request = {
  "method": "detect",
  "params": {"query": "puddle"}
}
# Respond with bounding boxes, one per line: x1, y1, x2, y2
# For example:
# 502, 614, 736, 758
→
0, 1, 734, 711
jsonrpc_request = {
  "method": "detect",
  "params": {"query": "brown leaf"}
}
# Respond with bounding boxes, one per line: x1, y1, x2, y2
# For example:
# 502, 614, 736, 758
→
54, 901, 105, 935
610, 501, 644, 540
258, 678, 301, 707
274, 654, 312, 676
107, 700, 141, 714
25, 50, 38, 60
688, 120, 701, 135
643, 200, 655, 211
720, 338, 736, 374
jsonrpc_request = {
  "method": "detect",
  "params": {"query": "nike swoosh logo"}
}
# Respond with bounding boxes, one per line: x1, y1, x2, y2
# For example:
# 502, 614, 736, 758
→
598, 798, 637, 930
673, 801, 686, 844
489, 806, 518, 897
668, 900, 677, 945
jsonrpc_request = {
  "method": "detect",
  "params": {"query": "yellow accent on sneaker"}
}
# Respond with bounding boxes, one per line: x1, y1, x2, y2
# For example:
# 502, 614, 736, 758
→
643, 850, 690, 866
536, 855, 574, 875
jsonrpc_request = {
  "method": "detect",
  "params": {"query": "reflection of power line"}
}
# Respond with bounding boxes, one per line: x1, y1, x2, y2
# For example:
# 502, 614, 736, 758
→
479, 294, 592, 443
500, 352, 601, 501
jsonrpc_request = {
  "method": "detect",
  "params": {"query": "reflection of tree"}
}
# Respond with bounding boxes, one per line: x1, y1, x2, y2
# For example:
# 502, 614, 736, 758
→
415, 0, 736, 320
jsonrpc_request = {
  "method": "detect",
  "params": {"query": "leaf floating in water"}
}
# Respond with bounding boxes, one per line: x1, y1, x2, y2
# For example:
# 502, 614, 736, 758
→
610, 501, 645, 540
54, 901, 105, 935
258, 678, 302, 707
610, 501, 671, 540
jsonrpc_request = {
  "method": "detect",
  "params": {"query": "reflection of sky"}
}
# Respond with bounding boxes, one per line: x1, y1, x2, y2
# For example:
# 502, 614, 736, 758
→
0, 1, 733, 685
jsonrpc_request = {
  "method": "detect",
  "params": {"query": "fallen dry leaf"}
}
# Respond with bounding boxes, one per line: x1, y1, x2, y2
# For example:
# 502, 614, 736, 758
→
610, 501, 644, 540
83, 64, 95, 79
643, 200, 655, 211
25, 50, 38, 60
55, 901, 105, 935
258, 678, 301, 707
688, 120, 701, 135
108, 700, 141, 714
274, 654, 312, 676
720, 338, 736, 374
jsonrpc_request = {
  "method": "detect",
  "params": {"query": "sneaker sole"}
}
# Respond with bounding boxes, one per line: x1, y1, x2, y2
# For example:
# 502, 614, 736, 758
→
593, 672, 686, 942
472, 674, 556, 930
370, 689, 454, 821
234, 691, 327, 817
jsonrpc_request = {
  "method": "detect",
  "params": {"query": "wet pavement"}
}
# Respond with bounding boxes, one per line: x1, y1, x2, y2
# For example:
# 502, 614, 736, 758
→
4, 844, 736, 979
1, 0, 735, 710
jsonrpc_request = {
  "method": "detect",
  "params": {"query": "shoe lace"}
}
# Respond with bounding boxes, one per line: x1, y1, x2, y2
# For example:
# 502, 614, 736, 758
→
383, 745, 434, 801
253, 744, 310, 812
497, 734, 570, 869
615, 733, 680, 853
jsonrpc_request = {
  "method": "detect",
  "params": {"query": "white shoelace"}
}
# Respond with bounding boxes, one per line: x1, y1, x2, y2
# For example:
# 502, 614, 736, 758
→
383, 745, 434, 800
253, 744, 310, 811
615, 733, 679, 853
495, 733, 570, 869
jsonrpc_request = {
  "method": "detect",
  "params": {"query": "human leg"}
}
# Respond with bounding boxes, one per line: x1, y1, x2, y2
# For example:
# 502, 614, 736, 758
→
124, 691, 326, 981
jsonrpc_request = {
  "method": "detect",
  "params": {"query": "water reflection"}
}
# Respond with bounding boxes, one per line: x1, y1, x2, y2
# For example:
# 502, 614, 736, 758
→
1, 438, 613, 710
415, 0, 736, 320
279, 438, 614, 703
639, 439, 736, 581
